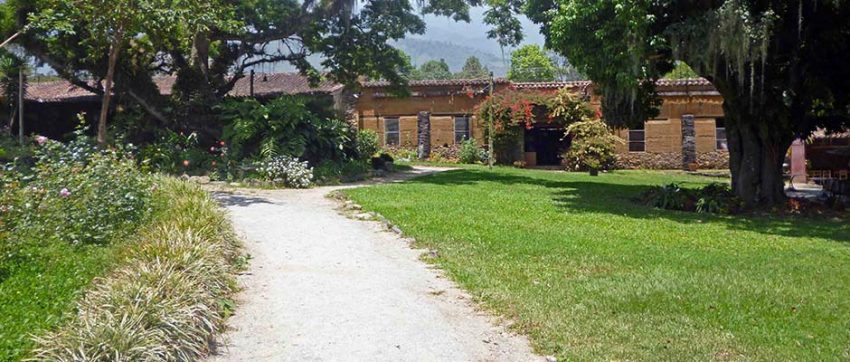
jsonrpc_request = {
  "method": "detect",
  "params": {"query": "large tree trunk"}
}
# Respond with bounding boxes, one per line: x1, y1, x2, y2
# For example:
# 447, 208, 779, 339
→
724, 103, 793, 208
97, 31, 123, 145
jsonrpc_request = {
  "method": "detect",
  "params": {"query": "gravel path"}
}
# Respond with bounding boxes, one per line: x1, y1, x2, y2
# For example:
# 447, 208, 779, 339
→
207, 167, 542, 362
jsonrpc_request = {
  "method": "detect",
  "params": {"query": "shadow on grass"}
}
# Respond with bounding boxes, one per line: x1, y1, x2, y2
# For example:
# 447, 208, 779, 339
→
407, 169, 850, 244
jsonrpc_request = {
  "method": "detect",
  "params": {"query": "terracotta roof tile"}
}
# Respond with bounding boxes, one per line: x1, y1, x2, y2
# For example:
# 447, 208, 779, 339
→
362, 78, 510, 88
27, 74, 719, 103
512, 81, 592, 90
26, 73, 343, 103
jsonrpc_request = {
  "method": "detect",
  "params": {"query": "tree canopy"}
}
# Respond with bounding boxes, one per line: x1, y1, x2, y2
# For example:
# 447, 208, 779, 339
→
0, 0, 526, 139
507, 44, 556, 82
524, 0, 850, 206
413, 58, 453, 80
455, 56, 490, 79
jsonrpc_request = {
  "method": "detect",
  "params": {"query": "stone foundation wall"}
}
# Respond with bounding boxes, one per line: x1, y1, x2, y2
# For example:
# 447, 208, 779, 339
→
615, 151, 729, 170
696, 151, 730, 170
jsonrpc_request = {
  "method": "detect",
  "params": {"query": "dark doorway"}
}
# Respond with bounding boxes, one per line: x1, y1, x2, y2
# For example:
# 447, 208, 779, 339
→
524, 126, 570, 166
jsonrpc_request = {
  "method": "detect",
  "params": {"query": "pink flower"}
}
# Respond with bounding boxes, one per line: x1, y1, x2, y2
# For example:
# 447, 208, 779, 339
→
59, 188, 71, 197
35, 135, 48, 145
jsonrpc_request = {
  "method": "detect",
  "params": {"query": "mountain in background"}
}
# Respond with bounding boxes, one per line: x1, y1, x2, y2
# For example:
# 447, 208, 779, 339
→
263, 8, 544, 77
392, 38, 509, 77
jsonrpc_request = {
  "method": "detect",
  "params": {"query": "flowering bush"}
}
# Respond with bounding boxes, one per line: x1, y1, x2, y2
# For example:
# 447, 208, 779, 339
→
1, 132, 152, 250
562, 119, 622, 172
255, 155, 313, 188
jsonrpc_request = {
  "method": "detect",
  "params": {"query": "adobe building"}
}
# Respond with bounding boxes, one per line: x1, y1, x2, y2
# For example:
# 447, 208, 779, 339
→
17, 73, 847, 179
355, 78, 729, 170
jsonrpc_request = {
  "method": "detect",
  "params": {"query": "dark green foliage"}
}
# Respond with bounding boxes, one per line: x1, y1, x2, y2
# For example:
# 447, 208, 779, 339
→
455, 56, 490, 79
413, 59, 453, 80
139, 130, 215, 175
355, 129, 381, 160
458, 138, 485, 164
0, 50, 25, 127
641, 182, 743, 214
218, 96, 353, 165
313, 159, 371, 184
0, 132, 30, 163
371, 153, 395, 171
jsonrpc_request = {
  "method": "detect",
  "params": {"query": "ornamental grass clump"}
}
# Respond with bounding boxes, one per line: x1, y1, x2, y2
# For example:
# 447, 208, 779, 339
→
29, 177, 241, 361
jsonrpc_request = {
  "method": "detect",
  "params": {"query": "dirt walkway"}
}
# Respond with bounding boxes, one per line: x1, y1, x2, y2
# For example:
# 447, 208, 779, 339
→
208, 167, 542, 362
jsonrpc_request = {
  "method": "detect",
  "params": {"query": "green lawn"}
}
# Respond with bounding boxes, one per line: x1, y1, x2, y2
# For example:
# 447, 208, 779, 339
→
0, 242, 123, 361
344, 167, 850, 361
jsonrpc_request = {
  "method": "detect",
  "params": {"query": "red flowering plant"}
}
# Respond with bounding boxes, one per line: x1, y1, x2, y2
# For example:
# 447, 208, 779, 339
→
475, 87, 595, 163
475, 87, 594, 131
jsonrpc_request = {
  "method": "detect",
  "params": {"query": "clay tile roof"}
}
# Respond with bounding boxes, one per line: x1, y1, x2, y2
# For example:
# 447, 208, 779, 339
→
512, 81, 592, 90
26, 80, 102, 103
26, 72, 343, 103
655, 78, 714, 87
361, 78, 510, 88
229, 73, 343, 97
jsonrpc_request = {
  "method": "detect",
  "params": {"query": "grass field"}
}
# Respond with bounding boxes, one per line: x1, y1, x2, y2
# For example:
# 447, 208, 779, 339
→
344, 167, 850, 361
0, 238, 124, 360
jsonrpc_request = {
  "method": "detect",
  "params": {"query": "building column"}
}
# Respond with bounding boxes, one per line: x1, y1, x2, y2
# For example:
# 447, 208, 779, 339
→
681, 114, 696, 170
417, 111, 431, 160
790, 138, 807, 184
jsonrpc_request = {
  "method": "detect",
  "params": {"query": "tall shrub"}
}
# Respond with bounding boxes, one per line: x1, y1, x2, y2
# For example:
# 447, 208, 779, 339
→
355, 129, 380, 160
218, 96, 353, 164
562, 119, 622, 172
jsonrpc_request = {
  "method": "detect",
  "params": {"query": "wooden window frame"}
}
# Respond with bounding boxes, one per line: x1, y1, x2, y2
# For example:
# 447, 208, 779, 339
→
716, 127, 728, 151
384, 117, 400, 146
454, 116, 471, 144
628, 129, 646, 153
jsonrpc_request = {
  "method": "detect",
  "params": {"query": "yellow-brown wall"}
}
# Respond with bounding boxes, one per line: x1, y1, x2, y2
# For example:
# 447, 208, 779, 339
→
356, 83, 729, 168
357, 83, 510, 147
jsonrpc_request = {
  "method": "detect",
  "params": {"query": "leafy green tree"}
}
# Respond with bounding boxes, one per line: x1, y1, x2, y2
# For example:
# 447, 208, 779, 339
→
3, 0, 526, 141
0, 51, 25, 136
25, 0, 232, 143
525, 0, 850, 207
415, 59, 453, 80
455, 56, 490, 79
665, 61, 698, 80
507, 44, 556, 82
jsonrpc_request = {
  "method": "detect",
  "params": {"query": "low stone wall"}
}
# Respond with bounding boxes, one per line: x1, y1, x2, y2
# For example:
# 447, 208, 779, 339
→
615, 151, 729, 170
696, 151, 730, 170
615, 152, 681, 170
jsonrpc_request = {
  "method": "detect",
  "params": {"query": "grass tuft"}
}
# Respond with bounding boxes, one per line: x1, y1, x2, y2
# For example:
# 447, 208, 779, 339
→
28, 177, 241, 361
